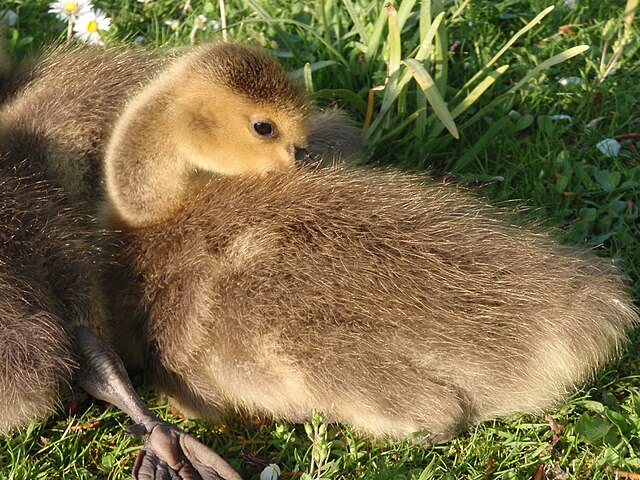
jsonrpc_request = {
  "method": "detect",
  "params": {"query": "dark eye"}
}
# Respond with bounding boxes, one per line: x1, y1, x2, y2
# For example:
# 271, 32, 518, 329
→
252, 120, 276, 137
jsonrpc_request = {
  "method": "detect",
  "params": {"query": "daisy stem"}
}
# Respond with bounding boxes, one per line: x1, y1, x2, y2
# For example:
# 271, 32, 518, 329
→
189, 23, 198, 45
219, 0, 228, 41
66, 16, 73, 42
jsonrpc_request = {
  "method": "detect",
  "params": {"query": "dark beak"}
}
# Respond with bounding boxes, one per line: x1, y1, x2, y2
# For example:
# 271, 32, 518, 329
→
294, 147, 317, 166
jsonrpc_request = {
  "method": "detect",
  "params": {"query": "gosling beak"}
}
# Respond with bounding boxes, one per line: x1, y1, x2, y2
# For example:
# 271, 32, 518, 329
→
294, 147, 317, 166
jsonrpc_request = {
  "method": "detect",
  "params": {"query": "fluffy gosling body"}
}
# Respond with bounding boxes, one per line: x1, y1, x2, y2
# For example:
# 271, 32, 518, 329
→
0, 45, 162, 202
109, 167, 638, 445
0, 46, 159, 432
0, 162, 107, 433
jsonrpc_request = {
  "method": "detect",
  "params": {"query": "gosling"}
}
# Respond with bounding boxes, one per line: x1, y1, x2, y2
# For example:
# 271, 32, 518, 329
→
104, 165, 638, 446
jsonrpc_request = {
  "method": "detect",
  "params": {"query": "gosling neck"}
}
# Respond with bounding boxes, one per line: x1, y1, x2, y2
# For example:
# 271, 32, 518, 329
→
104, 85, 194, 229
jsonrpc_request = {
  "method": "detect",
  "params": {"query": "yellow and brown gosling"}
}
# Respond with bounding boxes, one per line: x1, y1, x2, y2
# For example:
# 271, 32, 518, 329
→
107, 166, 638, 446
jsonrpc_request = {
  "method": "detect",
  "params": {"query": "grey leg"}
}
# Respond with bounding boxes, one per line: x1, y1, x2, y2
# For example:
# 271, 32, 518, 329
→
74, 327, 242, 480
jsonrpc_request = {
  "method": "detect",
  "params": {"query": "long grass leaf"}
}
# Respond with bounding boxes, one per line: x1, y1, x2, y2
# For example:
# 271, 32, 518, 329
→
415, 11, 444, 61
419, 0, 431, 41
244, 0, 301, 61
320, 1, 333, 51
397, 0, 417, 31
379, 107, 427, 144
232, 18, 349, 67
303, 63, 314, 92
453, 116, 512, 170
480, 6, 555, 74
455, 46, 588, 135
364, 5, 391, 63
432, 0, 448, 98
455, 95, 513, 133
364, 1, 405, 137
452, 65, 509, 118
624, 0, 638, 39
404, 58, 458, 138
507, 45, 590, 94
453, 5, 555, 101
427, 65, 509, 139
387, 3, 401, 76
415, 88, 428, 140
289, 60, 337, 80
365, 69, 409, 136
341, 0, 368, 45
450, 0, 470, 19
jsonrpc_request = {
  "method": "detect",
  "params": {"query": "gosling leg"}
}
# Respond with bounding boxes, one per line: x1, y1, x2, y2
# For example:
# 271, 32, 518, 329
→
74, 327, 242, 480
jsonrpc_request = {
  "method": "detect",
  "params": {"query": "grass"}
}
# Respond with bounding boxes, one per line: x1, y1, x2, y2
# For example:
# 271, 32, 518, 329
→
1, 0, 639, 479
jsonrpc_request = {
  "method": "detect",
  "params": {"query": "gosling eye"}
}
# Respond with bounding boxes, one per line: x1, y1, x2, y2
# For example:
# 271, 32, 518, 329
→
251, 119, 276, 138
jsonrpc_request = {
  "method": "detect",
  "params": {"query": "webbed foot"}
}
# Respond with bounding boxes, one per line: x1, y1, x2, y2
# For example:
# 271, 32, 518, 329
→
74, 328, 242, 480
129, 420, 242, 480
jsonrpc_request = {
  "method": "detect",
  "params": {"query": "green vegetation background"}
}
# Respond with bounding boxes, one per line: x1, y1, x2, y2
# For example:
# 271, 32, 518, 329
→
1, 0, 639, 478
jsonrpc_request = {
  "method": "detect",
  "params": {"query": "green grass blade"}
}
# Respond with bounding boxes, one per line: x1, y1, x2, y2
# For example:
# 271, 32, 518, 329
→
432, 0, 448, 98
303, 63, 314, 92
415, 11, 445, 61
452, 65, 509, 118
313, 89, 369, 115
453, 116, 512, 170
387, 3, 401, 76
364, 1, 405, 139
455, 95, 514, 134
507, 45, 590, 94
366, 70, 406, 136
624, 0, 638, 40
453, 46, 588, 136
427, 64, 509, 139
413, 7, 446, 138
419, 0, 431, 41
232, 18, 350, 67
415, 88, 428, 140
451, 0, 470, 19
289, 60, 336, 80
366, 69, 413, 138
341, 0, 368, 45
396, 0, 418, 31
320, 1, 333, 51
243, 0, 301, 61
403, 58, 459, 138
364, 4, 390, 64
453, 5, 555, 101
379, 107, 427, 144
482, 5, 555, 71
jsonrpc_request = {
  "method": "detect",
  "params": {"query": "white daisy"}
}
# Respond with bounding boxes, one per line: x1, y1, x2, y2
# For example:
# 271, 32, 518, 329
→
73, 9, 110, 45
48, 0, 92, 21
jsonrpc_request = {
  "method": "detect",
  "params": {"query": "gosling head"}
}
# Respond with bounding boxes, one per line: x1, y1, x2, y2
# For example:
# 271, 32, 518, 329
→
105, 42, 312, 228
168, 42, 311, 176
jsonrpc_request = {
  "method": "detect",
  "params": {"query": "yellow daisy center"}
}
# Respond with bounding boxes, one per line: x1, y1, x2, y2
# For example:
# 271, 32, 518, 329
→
64, 1, 79, 13
86, 20, 98, 32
